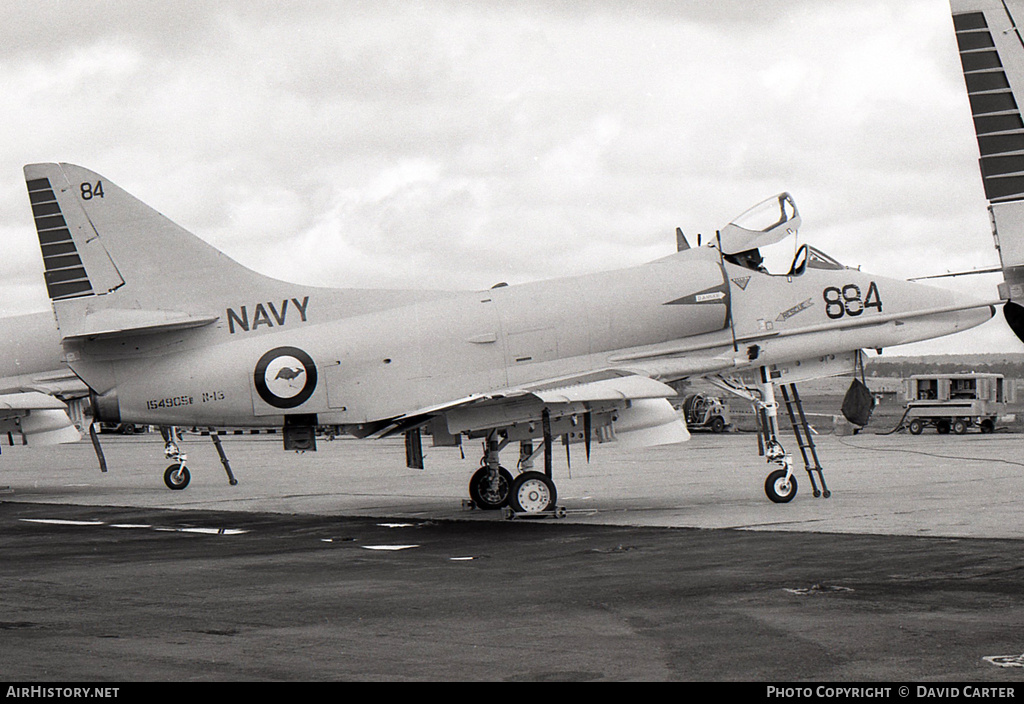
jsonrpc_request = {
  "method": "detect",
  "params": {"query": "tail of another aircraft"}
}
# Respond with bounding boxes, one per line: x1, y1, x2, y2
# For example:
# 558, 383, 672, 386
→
951, 0, 1024, 340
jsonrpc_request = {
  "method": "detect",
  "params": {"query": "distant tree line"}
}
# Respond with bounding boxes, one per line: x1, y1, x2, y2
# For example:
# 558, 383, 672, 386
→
865, 354, 1024, 379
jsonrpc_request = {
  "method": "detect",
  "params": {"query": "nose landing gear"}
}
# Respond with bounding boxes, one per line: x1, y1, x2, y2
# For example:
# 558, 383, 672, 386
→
711, 368, 830, 503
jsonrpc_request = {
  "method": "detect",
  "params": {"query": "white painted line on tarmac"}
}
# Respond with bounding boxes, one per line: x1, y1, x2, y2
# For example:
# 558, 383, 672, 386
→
18, 518, 247, 535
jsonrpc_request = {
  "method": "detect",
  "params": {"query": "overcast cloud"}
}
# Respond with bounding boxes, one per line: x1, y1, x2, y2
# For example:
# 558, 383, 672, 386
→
0, 0, 1016, 354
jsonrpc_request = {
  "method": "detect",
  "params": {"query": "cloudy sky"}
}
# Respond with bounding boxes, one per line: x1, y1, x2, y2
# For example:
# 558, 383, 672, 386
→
0, 0, 1017, 355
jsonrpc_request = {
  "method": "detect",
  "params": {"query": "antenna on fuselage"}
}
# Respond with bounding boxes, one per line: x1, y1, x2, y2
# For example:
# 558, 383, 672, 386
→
676, 228, 690, 252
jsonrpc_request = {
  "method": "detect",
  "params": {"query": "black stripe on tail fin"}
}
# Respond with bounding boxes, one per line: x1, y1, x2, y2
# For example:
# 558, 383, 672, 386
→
24, 177, 94, 301
953, 8, 1024, 202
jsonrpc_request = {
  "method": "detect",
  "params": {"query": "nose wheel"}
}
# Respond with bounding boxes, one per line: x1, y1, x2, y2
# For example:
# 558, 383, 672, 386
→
764, 468, 797, 503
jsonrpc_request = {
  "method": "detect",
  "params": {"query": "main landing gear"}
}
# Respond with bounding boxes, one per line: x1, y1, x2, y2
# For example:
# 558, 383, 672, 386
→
466, 429, 563, 517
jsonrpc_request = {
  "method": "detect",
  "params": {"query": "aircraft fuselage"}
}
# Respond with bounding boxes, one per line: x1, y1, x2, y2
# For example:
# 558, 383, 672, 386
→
64, 244, 991, 430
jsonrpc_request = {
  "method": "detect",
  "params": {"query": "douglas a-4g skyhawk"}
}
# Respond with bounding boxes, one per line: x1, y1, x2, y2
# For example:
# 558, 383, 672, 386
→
20, 0, 1024, 517
21, 156, 1004, 515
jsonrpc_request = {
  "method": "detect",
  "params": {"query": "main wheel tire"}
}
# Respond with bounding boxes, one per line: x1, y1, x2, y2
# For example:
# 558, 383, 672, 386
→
468, 466, 513, 510
953, 419, 968, 435
164, 464, 191, 490
509, 471, 558, 514
765, 469, 797, 504
908, 419, 924, 435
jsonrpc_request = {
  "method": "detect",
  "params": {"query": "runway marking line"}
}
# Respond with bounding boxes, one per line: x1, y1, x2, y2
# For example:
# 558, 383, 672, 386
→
18, 518, 248, 535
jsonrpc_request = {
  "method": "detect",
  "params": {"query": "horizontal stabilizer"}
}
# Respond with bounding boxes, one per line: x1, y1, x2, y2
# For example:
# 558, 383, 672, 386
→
60, 308, 219, 341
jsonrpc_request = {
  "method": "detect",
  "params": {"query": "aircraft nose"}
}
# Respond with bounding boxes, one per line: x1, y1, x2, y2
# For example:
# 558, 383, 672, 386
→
1003, 300, 1024, 343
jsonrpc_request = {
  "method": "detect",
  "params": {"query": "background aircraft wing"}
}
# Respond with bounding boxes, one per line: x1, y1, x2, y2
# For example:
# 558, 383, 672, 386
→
0, 391, 82, 445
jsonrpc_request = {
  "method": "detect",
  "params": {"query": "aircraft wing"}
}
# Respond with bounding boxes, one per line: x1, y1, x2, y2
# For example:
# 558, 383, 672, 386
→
373, 368, 691, 451
384, 369, 679, 425
0, 391, 82, 446
1, 369, 90, 399
0, 366, 89, 446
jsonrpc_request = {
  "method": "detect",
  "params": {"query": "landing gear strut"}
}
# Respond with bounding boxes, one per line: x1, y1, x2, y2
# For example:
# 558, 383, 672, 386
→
468, 433, 513, 510
157, 427, 239, 490
161, 426, 190, 490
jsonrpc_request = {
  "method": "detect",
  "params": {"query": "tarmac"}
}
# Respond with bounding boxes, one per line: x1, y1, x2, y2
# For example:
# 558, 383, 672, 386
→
2, 429, 1024, 681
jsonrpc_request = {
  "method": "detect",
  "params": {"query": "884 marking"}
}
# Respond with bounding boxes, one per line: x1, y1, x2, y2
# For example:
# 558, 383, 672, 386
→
823, 281, 882, 320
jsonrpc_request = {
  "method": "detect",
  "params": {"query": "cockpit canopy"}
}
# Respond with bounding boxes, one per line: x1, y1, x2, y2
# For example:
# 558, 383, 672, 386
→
718, 192, 800, 256
710, 192, 846, 276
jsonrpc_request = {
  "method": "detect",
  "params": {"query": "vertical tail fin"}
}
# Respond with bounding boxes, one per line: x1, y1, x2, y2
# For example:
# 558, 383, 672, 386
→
24, 166, 123, 302
23, 163, 298, 339
951, 0, 1024, 339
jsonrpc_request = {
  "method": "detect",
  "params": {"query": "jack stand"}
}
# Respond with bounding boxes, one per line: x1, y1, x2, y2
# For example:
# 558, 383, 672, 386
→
89, 422, 107, 473
503, 505, 567, 520
210, 434, 238, 486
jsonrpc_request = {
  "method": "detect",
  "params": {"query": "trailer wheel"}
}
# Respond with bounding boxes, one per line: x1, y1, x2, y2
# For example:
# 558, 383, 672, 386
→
936, 420, 951, 434
981, 418, 995, 434
710, 416, 725, 433
908, 419, 923, 435
953, 419, 968, 435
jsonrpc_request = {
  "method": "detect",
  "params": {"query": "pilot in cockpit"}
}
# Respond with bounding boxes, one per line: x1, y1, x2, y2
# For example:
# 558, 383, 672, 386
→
725, 248, 767, 273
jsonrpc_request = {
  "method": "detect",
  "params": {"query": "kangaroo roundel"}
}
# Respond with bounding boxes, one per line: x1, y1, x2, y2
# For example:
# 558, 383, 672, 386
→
254, 347, 318, 409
